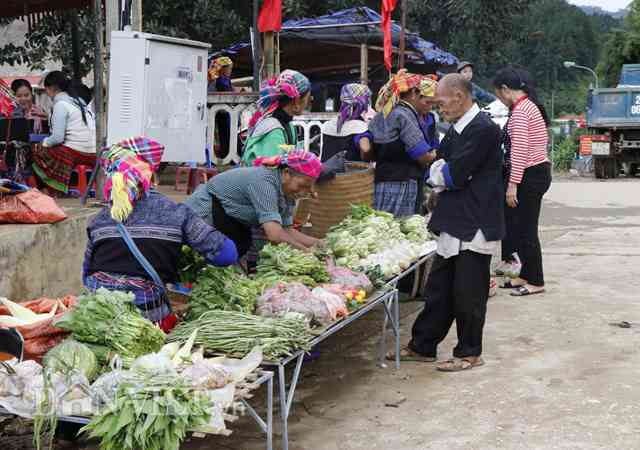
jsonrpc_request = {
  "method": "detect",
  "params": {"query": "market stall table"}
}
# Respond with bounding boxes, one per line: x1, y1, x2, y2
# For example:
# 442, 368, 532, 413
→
0, 368, 275, 450
262, 287, 399, 450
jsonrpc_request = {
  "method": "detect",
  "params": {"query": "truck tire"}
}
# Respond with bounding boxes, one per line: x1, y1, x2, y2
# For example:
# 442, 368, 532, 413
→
594, 158, 606, 179
595, 158, 619, 179
624, 163, 638, 177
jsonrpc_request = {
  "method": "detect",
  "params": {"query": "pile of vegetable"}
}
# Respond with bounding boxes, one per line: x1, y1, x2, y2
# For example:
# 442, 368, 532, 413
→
43, 339, 98, 382
326, 205, 434, 278
256, 243, 330, 287
55, 289, 165, 364
0, 297, 60, 327
189, 266, 262, 318
168, 310, 313, 360
177, 245, 208, 285
81, 372, 211, 450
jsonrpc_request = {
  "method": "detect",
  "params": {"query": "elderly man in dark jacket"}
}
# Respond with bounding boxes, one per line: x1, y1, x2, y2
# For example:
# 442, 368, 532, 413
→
390, 74, 505, 372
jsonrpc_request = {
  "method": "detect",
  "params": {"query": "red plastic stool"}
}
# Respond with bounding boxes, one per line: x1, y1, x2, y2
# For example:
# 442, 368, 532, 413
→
186, 167, 218, 195
69, 165, 94, 197
175, 166, 192, 192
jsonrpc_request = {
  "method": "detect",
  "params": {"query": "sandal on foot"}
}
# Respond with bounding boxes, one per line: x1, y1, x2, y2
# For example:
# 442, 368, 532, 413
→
436, 357, 485, 372
510, 286, 545, 297
500, 280, 524, 289
386, 347, 436, 362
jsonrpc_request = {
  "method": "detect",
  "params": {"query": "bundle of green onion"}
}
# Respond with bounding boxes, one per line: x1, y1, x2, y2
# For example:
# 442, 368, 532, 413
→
55, 288, 165, 360
168, 310, 313, 360
257, 243, 330, 287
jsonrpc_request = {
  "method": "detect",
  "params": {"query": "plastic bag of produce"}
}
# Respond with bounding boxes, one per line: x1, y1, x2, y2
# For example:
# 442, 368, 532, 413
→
326, 260, 373, 293
310, 287, 349, 323
90, 369, 130, 407
0, 296, 76, 362
43, 339, 98, 382
181, 361, 231, 389
131, 352, 176, 377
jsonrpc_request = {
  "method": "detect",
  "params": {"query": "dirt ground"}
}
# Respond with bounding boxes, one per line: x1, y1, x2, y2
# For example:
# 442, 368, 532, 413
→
62, 176, 640, 450
186, 176, 640, 450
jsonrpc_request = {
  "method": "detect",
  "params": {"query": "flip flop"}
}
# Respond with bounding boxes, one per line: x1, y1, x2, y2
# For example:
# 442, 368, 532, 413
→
436, 357, 485, 372
500, 280, 524, 289
510, 286, 545, 297
386, 347, 436, 362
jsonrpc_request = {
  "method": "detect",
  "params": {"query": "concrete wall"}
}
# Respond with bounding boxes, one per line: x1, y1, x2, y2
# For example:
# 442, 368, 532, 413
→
0, 209, 97, 301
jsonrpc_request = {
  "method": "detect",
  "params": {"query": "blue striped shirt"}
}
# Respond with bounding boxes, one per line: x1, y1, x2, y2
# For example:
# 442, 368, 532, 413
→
184, 166, 295, 227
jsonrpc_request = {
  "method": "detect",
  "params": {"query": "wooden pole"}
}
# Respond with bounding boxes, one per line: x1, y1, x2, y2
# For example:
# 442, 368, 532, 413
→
263, 31, 275, 80
90, 0, 105, 203
360, 44, 368, 85
252, 0, 261, 91
398, 0, 407, 69
70, 12, 82, 81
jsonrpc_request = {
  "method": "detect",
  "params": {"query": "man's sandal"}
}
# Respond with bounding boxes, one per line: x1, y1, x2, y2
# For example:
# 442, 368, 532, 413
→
386, 346, 436, 363
510, 286, 545, 297
436, 357, 485, 372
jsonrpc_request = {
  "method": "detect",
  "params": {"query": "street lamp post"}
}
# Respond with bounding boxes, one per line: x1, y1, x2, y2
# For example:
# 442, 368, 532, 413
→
564, 61, 599, 89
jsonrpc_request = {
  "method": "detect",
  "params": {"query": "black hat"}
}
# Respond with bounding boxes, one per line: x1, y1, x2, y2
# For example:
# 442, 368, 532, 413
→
457, 61, 474, 73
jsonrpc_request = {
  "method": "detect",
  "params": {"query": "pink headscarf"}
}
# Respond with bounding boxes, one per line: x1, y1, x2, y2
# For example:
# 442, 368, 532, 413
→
254, 149, 322, 179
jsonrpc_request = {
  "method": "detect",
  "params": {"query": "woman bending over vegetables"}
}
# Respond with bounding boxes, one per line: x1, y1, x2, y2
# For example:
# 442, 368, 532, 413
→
83, 137, 237, 332
185, 149, 323, 263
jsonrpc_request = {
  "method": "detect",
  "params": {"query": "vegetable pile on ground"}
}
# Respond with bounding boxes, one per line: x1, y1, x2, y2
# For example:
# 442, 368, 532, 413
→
168, 310, 313, 360
256, 243, 330, 288
55, 288, 165, 367
326, 205, 434, 279
189, 266, 262, 318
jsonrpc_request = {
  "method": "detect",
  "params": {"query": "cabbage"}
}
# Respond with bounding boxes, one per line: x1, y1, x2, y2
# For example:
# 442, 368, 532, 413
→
44, 339, 98, 382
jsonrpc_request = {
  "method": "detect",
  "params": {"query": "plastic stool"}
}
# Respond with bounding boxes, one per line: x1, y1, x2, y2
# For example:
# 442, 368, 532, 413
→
186, 167, 218, 195
69, 165, 94, 197
175, 162, 197, 191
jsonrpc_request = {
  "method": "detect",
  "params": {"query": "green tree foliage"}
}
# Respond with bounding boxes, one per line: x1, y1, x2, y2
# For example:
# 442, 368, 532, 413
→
597, 0, 640, 87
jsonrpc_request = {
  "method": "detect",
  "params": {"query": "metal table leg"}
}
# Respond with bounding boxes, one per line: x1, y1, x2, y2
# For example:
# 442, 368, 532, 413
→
277, 353, 304, 450
267, 374, 273, 450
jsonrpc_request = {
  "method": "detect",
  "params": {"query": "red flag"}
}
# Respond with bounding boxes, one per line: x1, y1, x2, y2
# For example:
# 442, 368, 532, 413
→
258, 0, 283, 33
382, 0, 398, 72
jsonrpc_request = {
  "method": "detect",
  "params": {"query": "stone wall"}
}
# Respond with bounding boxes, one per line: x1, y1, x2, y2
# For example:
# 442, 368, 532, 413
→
0, 209, 97, 301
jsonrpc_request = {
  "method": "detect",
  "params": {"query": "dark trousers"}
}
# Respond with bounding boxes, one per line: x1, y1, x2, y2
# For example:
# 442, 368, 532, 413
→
410, 251, 492, 358
502, 189, 519, 262
515, 163, 551, 286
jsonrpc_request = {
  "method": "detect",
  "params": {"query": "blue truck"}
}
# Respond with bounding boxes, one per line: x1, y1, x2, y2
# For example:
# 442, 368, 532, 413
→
587, 64, 640, 178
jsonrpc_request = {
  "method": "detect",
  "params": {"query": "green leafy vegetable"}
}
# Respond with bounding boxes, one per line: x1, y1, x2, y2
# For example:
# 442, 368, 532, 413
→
55, 288, 165, 361
189, 266, 261, 318
177, 245, 207, 284
81, 373, 211, 450
43, 339, 98, 382
257, 243, 330, 287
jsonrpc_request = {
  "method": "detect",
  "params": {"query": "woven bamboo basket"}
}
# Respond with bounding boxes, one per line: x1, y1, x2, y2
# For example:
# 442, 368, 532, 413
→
295, 162, 374, 238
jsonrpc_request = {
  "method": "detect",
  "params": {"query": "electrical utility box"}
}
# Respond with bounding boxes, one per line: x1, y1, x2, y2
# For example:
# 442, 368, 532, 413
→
107, 31, 210, 162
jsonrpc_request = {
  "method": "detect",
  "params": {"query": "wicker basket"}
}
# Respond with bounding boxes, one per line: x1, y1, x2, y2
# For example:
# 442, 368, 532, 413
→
295, 162, 374, 238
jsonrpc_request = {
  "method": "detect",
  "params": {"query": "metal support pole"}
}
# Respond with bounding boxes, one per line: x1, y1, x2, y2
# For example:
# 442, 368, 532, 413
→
360, 44, 369, 85
398, 0, 407, 69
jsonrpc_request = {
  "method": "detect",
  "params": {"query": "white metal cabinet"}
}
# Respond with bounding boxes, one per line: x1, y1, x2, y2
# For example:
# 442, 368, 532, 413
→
107, 31, 210, 162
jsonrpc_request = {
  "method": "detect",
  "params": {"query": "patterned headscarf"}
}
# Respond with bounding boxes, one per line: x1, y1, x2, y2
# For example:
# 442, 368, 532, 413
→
208, 56, 233, 82
0, 79, 17, 117
254, 148, 322, 179
337, 83, 372, 133
375, 69, 438, 118
249, 70, 311, 130
101, 136, 165, 222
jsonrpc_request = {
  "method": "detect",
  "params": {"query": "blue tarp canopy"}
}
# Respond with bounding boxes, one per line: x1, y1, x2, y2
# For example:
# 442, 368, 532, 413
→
212, 7, 458, 75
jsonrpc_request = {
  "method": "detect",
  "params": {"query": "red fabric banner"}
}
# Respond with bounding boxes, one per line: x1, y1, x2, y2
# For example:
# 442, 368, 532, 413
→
258, 0, 283, 33
381, 0, 398, 72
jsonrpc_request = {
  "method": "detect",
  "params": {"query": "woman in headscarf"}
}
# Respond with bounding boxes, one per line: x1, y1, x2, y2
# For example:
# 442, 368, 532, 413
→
367, 70, 440, 217
321, 83, 372, 162
83, 137, 237, 331
242, 70, 311, 166
185, 149, 323, 260
209, 56, 235, 159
